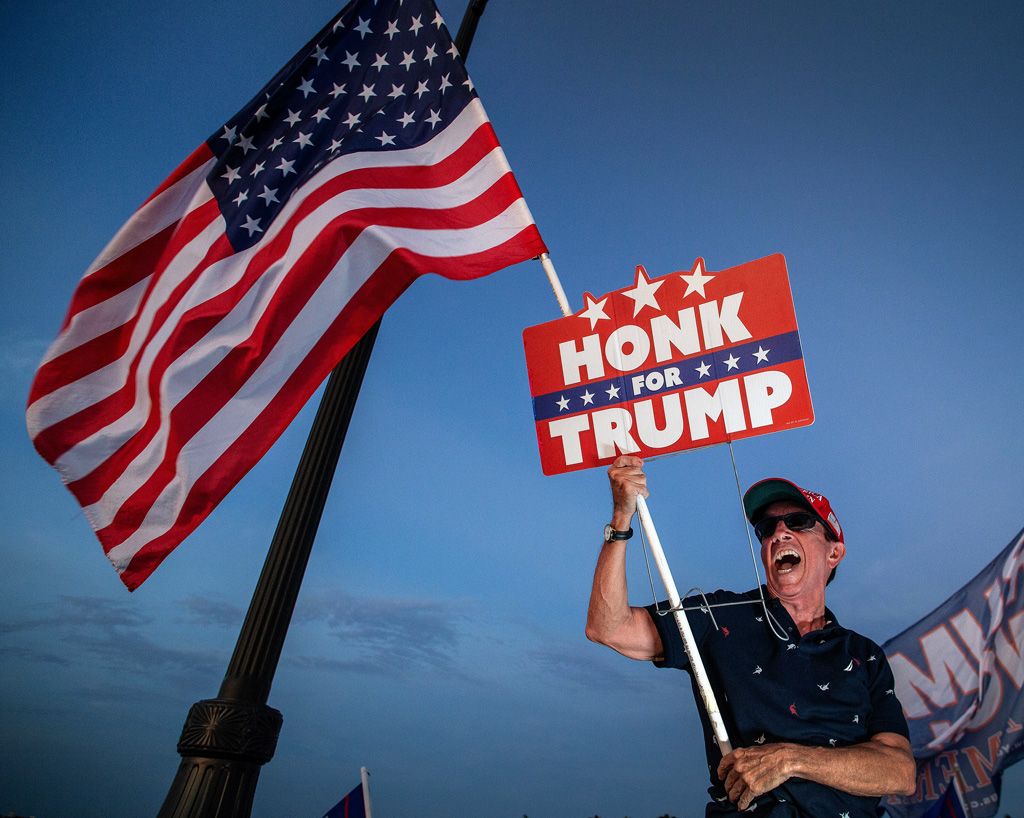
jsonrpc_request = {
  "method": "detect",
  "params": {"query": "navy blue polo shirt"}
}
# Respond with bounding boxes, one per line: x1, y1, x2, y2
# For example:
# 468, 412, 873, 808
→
647, 587, 909, 817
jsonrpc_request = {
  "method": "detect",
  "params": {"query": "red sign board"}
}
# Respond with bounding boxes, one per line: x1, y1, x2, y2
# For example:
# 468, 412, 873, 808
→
522, 255, 814, 475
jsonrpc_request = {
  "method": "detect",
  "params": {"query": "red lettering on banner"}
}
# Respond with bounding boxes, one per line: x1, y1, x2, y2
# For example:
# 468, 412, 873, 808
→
963, 731, 1003, 788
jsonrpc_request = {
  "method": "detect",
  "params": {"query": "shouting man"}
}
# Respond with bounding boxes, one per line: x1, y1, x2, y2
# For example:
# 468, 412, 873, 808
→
586, 456, 916, 815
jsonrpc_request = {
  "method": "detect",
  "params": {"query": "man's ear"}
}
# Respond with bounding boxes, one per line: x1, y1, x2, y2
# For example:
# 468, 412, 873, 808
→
828, 541, 846, 568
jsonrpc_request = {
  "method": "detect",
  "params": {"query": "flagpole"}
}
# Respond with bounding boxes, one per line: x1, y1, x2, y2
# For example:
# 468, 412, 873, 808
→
155, 5, 491, 815
537, 254, 734, 757
360, 767, 373, 818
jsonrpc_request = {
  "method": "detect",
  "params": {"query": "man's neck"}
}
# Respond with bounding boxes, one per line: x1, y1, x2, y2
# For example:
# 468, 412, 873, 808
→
778, 594, 828, 636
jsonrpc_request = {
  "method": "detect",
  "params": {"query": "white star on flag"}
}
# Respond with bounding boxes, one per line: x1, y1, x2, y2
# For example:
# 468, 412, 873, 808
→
578, 294, 610, 329
723, 353, 740, 371
556, 395, 570, 411
581, 390, 595, 406
753, 345, 770, 363
621, 264, 664, 317
680, 258, 715, 299
606, 384, 620, 399
696, 360, 711, 378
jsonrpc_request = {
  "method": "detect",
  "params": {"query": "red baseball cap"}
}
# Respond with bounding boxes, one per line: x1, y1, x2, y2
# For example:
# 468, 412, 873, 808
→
743, 478, 844, 543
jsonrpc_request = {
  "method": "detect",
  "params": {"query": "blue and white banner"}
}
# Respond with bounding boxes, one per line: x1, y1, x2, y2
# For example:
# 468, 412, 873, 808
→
883, 527, 1024, 817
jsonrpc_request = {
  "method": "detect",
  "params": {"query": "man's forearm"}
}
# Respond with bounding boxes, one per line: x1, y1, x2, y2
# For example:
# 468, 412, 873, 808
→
719, 733, 916, 808
788, 736, 916, 796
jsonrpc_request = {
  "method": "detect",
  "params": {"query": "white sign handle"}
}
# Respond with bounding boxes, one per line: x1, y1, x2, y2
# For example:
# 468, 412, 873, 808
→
635, 494, 733, 756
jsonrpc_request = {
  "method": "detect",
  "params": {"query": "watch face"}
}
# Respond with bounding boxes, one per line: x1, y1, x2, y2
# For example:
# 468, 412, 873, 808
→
603, 524, 614, 543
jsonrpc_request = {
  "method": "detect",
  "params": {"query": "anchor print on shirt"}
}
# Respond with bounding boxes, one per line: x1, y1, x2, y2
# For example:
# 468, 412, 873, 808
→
754, 734, 766, 744
789, 703, 799, 717
853, 714, 860, 723
828, 738, 837, 747
787, 643, 797, 651
817, 682, 830, 691
753, 665, 763, 675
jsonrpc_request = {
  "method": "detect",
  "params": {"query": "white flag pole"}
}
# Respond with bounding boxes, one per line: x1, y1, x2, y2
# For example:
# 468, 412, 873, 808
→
635, 495, 733, 755
536, 254, 734, 757
360, 766, 373, 818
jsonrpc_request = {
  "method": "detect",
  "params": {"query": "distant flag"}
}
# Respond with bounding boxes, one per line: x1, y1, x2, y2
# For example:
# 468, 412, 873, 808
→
920, 779, 969, 818
26, 0, 546, 590
882, 528, 1024, 818
323, 767, 372, 818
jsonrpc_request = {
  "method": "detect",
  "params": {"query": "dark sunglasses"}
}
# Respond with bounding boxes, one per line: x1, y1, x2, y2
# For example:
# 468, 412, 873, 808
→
753, 511, 819, 541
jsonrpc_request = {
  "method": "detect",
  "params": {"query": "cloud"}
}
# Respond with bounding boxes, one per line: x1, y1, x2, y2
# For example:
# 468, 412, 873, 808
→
0, 334, 48, 377
0, 595, 219, 686
289, 591, 466, 675
178, 594, 245, 627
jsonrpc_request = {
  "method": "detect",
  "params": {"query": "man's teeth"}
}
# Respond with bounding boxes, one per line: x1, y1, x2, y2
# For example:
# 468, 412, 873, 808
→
774, 548, 801, 573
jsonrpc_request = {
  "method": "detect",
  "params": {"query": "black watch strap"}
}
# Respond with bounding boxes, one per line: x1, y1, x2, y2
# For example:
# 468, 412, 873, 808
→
603, 524, 634, 543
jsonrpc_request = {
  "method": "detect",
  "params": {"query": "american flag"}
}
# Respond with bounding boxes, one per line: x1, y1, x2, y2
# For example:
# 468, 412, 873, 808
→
26, 0, 546, 590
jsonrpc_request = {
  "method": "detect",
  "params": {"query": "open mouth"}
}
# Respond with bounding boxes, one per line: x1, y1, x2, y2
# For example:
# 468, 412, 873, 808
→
774, 549, 802, 574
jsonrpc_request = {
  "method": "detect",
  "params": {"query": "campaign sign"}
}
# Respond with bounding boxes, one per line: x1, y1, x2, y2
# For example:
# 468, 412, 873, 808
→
522, 254, 814, 475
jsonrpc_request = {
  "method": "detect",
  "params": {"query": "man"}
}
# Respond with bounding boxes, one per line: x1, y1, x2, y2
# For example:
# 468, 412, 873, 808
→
586, 456, 916, 815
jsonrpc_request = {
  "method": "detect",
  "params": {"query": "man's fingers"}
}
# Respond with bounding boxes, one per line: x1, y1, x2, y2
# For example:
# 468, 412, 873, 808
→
612, 455, 644, 469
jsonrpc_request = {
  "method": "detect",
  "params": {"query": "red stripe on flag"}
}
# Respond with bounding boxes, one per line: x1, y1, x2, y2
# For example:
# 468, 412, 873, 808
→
143, 143, 215, 205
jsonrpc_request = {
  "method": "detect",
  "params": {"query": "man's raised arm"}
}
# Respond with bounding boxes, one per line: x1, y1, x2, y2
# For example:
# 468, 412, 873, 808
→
585, 456, 664, 661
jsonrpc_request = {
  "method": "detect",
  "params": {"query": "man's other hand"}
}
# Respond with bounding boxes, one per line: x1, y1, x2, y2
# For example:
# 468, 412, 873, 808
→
718, 743, 796, 811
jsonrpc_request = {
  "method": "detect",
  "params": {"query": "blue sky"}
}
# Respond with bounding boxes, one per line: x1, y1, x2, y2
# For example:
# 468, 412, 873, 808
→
1, 2, 1022, 817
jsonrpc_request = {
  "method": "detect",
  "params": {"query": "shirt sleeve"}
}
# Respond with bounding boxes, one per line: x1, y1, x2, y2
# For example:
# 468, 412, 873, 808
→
645, 595, 718, 670
866, 647, 911, 739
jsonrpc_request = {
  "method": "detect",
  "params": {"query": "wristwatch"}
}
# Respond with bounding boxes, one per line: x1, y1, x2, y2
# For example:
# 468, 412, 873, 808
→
603, 524, 633, 543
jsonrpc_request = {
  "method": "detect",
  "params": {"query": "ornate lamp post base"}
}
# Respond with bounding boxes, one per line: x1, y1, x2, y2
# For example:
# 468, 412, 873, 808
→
157, 700, 283, 818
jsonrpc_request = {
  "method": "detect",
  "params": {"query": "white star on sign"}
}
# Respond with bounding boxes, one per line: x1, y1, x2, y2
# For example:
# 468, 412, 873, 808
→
581, 390, 595, 406
695, 360, 711, 378
578, 294, 610, 330
606, 384, 620, 400
723, 354, 740, 371
241, 215, 262, 236
556, 395, 570, 412
621, 264, 664, 317
680, 258, 715, 299
354, 17, 373, 38
753, 346, 770, 363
